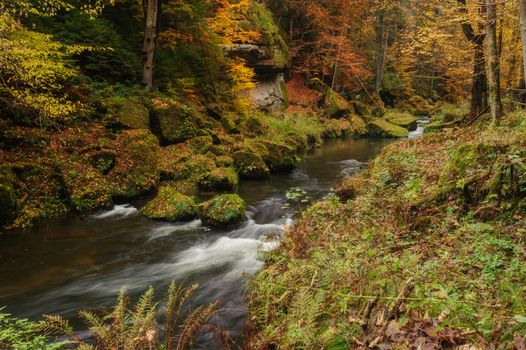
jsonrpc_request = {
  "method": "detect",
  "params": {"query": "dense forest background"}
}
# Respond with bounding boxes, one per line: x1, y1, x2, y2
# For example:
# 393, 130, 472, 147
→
1, 0, 524, 126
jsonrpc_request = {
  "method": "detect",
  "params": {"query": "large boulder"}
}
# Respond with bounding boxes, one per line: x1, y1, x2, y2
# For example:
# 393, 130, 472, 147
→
7, 162, 68, 228
59, 159, 112, 212
258, 141, 299, 172
108, 129, 160, 198
0, 167, 16, 225
233, 150, 270, 179
385, 111, 418, 131
152, 99, 209, 144
323, 88, 351, 118
117, 100, 150, 129
200, 194, 246, 227
142, 187, 198, 221
158, 144, 192, 180
199, 167, 239, 192
367, 119, 409, 138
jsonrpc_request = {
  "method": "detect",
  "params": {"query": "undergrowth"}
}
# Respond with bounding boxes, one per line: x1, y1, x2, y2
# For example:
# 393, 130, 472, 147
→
248, 110, 526, 349
1, 282, 228, 350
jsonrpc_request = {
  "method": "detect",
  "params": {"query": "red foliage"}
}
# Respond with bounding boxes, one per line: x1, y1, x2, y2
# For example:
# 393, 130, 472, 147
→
285, 73, 319, 111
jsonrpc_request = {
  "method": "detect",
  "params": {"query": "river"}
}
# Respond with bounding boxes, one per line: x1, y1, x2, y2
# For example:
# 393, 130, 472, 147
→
0, 123, 426, 348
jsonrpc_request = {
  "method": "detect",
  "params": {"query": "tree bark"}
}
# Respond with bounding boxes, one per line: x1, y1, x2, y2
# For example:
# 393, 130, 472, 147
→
457, 0, 487, 117
142, 0, 159, 92
485, 0, 502, 124
374, 11, 386, 95
520, 0, 526, 84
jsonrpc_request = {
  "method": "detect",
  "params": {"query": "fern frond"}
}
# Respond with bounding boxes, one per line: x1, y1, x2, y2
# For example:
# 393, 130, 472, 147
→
176, 301, 218, 350
38, 314, 74, 338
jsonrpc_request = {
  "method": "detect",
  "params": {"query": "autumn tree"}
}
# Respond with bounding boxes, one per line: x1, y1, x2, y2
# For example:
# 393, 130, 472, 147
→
142, 0, 160, 92
285, 0, 370, 91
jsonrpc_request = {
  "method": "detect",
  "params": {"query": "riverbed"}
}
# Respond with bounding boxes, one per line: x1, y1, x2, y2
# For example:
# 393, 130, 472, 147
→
0, 133, 414, 348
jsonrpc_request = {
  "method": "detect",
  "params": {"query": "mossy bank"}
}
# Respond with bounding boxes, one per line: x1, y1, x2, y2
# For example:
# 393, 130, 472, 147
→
248, 111, 526, 349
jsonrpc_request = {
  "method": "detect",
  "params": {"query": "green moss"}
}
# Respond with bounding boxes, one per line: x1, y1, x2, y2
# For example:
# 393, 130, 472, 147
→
199, 167, 239, 192
117, 100, 150, 129
384, 110, 418, 131
323, 88, 351, 118
187, 136, 214, 154
348, 115, 367, 136
216, 155, 234, 167
108, 129, 160, 198
183, 155, 217, 179
350, 100, 372, 117
153, 100, 201, 144
241, 116, 269, 137
200, 194, 246, 227
280, 79, 289, 108
248, 2, 289, 69
158, 144, 192, 180
8, 162, 68, 229
88, 151, 116, 175
233, 150, 271, 179
0, 167, 16, 225
366, 119, 409, 138
257, 141, 299, 172
141, 187, 198, 221
59, 159, 112, 212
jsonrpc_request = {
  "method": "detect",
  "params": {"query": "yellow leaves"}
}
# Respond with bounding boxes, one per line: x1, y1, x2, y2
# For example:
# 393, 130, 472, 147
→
208, 0, 261, 46
227, 57, 256, 95
0, 13, 80, 120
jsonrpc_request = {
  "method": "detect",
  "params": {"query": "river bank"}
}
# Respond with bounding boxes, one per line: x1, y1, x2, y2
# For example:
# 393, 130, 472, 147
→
247, 111, 526, 349
0, 136, 393, 348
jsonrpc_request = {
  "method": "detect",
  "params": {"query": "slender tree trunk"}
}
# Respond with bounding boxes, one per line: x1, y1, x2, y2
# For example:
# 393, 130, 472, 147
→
457, 0, 487, 117
472, 41, 488, 116
375, 11, 386, 95
520, 0, 526, 84
485, 0, 502, 124
142, 0, 158, 92
506, 27, 520, 89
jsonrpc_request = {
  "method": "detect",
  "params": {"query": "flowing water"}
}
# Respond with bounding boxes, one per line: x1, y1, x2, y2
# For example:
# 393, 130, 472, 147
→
0, 134, 411, 348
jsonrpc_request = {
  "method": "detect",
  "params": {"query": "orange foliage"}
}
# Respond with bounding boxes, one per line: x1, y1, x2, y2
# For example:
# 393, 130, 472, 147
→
286, 73, 319, 111
287, 0, 370, 89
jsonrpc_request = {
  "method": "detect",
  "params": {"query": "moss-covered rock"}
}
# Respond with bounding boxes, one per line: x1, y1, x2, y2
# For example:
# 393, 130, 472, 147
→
323, 88, 351, 118
8, 162, 68, 228
348, 115, 367, 136
152, 100, 201, 144
187, 136, 214, 154
200, 194, 246, 227
199, 167, 239, 192
350, 100, 373, 117
158, 144, 192, 180
117, 100, 150, 129
108, 129, 160, 198
367, 119, 409, 138
233, 150, 271, 179
183, 155, 217, 179
241, 116, 269, 137
59, 159, 112, 212
259, 141, 299, 172
385, 111, 418, 131
142, 187, 198, 221
0, 167, 16, 225
87, 151, 116, 175
220, 115, 240, 134
216, 155, 234, 167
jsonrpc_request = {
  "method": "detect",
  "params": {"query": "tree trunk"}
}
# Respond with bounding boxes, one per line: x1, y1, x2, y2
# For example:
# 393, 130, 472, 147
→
374, 11, 386, 95
485, 0, 502, 124
472, 41, 488, 116
142, 0, 158, 92
520, 0, 526, 84
457, 0, 487, 117
506, 27, 520, 89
